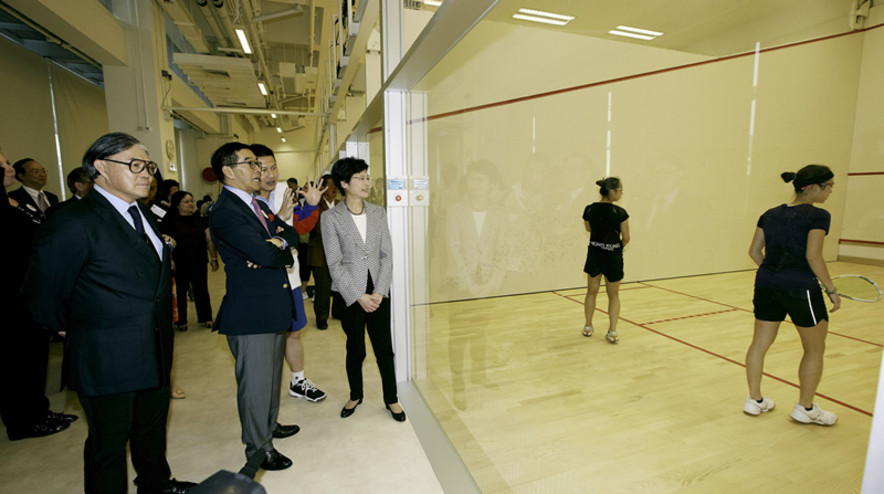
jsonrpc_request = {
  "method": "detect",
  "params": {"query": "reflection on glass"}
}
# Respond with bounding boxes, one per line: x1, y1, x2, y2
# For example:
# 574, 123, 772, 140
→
404, 1, 870, 491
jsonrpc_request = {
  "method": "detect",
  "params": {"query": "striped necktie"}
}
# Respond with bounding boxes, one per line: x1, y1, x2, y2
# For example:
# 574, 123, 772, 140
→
251, 197, 270, 235
37, 192, 49, 212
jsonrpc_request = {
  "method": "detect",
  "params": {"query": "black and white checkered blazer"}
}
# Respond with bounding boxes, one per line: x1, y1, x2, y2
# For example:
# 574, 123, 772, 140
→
320, 200, 393, 306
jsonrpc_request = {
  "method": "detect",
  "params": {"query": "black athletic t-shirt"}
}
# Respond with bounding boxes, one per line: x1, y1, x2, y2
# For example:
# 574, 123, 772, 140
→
582, 202, 629, 250
755, 203, 830, 290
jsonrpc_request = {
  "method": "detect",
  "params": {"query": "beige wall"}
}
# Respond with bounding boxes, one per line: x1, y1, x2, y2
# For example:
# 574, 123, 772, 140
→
0, 37, 108, 199
414, 21, 865, 302
841, 9, 884, 262
51, 65, 110, 189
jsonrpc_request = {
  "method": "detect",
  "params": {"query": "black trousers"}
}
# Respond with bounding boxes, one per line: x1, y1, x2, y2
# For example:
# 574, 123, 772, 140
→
174, 260, 212, 324
78, 386, 172, 494
341, 277, 398, 404
0, 306, 50, 434
311, 264, 345, 322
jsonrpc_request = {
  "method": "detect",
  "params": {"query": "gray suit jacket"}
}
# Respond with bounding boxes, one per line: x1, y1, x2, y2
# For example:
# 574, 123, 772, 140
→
320, 200, 392, 306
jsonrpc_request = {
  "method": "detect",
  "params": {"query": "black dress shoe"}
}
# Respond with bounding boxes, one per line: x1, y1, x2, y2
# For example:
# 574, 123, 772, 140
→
46, 410, 78, 424
386, 404, 407, 422
137, 478, 198, 494
260, 449, 292, 471
272, 423, 300, 439
7, 416, 70, 440
340, 398, 362, 418
316, 320, 328, 330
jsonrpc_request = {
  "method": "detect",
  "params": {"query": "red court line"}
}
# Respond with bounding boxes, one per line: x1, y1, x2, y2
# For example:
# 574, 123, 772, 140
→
562, 285, 653, 296
840, 238, 884, 246
847, 172, 884, 176
550, 291, 873, 417
637, 282, 751, 312
638, 282, 883, 348
642, 308, 739, 325
370, 22, 884, 134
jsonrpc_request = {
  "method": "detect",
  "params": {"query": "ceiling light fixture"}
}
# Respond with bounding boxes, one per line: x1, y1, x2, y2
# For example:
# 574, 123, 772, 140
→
616, 25, 663, 37
276, 127, 282, 134
608, 25, 663, 41
258, 82, 268, 96
271, 113, 277, 119
518, 8, 574, 22
423, 0, 443, 6
512, 14, 569, 26
235, 28, 252, 54
281, 137, 286, 143
608, 30, 655, 40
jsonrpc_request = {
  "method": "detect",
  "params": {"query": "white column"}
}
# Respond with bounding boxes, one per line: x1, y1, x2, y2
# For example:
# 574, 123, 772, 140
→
381, 0, 411, 383
103, 0, 177, 178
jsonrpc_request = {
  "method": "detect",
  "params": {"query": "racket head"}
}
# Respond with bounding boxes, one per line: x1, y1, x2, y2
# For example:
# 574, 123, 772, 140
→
830, 275, 883, 303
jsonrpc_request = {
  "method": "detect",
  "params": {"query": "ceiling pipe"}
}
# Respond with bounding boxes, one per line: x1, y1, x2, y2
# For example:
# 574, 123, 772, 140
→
253, 6, 303, 22
164, 106, 322, 116
194, 0, 229, 47
238, 0, 277, 109
308, 0, 316, 112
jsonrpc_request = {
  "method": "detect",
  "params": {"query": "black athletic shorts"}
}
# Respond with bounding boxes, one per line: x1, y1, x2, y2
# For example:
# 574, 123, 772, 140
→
753, 285, 829, 328
583, 246, 624, 282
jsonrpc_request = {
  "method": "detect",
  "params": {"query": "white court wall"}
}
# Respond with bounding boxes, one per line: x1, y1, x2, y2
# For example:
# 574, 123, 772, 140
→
841, 12, 884, 264
414, 21, 864, 302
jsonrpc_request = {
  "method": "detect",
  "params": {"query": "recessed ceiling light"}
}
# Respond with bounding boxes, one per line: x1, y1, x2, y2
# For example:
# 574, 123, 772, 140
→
276, 127, 282, 134
281, 137, 286, 143
608, 30, 655, 40
615, 25, 663, 37
512, 14, 569, 26
258, 82, 268, 96
423, 0, 443, 6
235, 28, 252, 54
518, 8, 574, 22
271, 113, 277, 119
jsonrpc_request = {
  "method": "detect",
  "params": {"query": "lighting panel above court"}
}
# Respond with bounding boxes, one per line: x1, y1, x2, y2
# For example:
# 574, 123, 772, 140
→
512, 8, 575, 27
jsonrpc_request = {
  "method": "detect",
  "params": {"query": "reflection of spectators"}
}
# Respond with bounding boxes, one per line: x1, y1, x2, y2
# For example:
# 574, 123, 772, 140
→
445, 160, 508, 408
446, 160, 509, 297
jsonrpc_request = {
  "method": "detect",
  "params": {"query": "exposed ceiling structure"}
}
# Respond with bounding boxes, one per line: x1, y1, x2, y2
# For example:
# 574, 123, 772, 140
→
160, 0, 331, 133
0, 5, 104, 86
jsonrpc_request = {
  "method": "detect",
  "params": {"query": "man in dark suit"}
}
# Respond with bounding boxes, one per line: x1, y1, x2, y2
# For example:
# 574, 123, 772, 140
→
0, 151, 76, 441
10, 158, 59, 221
208, 142, 301, 471
46, 167, 94, 216
24, 133, 195, 494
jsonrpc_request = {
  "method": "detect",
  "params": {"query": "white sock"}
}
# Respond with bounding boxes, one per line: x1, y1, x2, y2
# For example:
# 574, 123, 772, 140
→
291, 371, 305, 383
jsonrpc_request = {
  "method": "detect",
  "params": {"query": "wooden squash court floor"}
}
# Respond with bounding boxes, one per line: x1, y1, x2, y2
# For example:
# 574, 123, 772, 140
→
414, 261, 883, 493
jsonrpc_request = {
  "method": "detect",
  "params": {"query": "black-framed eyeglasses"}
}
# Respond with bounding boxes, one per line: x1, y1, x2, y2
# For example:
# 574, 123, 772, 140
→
103, 158, 158, 175
231, 159, 259, 170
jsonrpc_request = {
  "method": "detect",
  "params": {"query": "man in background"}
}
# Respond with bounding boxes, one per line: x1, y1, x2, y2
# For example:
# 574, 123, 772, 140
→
10, 158, 58, 221
46, 167, 93, 216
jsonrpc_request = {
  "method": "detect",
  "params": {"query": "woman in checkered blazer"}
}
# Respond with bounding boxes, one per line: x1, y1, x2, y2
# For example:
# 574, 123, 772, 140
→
321, 157, 405, 422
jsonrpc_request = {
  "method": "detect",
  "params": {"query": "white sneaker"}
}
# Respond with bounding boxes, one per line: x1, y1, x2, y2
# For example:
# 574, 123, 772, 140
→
743, 396, 775, 416
790, 403, 837, 425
